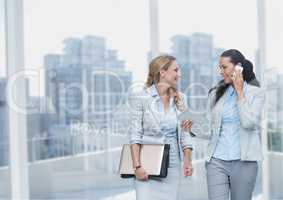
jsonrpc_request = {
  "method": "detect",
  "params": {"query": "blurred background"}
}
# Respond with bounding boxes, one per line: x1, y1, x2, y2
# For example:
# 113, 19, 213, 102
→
0, 0, 282, 199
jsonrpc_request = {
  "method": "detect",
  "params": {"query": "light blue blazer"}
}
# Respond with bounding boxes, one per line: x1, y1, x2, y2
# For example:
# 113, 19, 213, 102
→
192, 83, 265, 162
128, 86, 193, 160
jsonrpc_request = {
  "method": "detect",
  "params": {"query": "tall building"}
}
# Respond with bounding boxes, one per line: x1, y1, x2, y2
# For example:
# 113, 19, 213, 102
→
27, 95, 55, 161
0, 77, 53, 163
44, 35, 132, 155
255, 49, 262, 81
171, 33, 216, 112
81, 36, 106, 67
212, 48, 225, 85
0, 78, 8, 166
266, 68, 283, 152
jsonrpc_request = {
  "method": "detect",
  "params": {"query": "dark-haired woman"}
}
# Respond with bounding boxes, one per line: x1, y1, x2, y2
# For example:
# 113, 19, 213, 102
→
184, 49, 265, 200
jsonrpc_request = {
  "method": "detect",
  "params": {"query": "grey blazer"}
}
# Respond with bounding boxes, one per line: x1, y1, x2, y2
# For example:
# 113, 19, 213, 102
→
128, 86, 193, 160
192, 83, 265, 162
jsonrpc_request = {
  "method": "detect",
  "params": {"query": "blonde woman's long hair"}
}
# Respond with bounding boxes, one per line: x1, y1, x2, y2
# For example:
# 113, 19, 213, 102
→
146, 54, 186, 112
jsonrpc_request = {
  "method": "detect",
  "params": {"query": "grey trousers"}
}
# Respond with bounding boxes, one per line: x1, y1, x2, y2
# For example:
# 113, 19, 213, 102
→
206, 157, 258, 200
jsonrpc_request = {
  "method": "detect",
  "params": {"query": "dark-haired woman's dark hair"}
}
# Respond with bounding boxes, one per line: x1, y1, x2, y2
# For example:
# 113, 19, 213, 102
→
209, 49, 260, 106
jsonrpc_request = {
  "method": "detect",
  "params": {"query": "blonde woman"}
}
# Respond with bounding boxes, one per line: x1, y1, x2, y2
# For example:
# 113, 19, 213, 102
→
128, 55, 194, 200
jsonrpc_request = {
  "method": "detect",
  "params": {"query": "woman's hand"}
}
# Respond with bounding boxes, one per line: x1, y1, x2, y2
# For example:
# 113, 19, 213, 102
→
181, 120, 193, 132
183, 158, 193, 177
232, 70, 244, 99
135, 166, 149, 181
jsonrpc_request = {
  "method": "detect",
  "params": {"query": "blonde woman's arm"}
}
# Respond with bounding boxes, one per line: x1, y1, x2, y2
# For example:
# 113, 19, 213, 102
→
181, 93, 212, 140
127, 91, 148, 181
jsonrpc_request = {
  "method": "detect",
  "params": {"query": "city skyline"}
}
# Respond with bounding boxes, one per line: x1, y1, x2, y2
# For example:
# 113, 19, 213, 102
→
35, 33, 224, 97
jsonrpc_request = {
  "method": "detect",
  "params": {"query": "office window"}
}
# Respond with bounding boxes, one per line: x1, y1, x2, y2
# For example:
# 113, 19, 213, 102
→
159, 0, 262, 199
24, 0, 149, 199
266, 0, 283, 152
266, 1, 283, 199
0, 0, 10, 198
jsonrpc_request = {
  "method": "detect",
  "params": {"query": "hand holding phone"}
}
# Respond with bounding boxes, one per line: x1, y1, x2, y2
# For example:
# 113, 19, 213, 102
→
235, 64, 243, 73
231, 64, 243, 81
232, 63, 244, 96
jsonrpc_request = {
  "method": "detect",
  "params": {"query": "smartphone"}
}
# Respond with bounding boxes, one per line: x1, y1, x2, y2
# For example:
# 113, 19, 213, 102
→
235, 64, 243, 73
231, 64, 243, 80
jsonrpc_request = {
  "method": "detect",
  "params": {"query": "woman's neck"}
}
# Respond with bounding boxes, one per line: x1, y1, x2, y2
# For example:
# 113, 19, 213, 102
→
156, 83, 170, 97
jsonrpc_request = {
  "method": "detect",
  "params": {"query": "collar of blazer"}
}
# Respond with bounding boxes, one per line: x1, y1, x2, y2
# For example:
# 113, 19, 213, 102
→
146, 84, 178, 110
212, 81, 248, 130
145, 85, 179, 125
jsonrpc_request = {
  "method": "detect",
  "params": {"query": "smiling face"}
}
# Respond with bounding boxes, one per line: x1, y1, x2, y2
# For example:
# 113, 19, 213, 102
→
159, 60, 181, 87
219, 56, 236, 84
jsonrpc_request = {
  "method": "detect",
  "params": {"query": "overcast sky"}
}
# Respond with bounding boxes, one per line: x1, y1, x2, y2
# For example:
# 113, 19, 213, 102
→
1, 0, 283, 88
